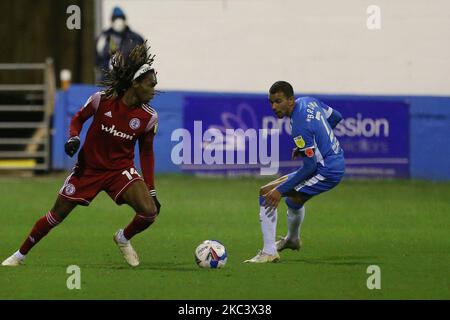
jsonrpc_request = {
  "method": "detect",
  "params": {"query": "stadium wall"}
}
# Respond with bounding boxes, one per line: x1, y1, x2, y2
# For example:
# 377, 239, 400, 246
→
100, 0, 450, 96
52, 85, 450, 180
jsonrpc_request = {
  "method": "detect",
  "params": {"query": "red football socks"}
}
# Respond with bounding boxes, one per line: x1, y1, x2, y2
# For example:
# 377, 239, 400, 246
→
123, 214, 155, 240
18, 211, 155, 255
19, 211, 63, 255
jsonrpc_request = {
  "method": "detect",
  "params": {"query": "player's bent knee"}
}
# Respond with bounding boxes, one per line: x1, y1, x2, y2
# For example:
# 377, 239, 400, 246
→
138, 201, 158, 219
286, 197, 304, 210
286, 192, 312, 207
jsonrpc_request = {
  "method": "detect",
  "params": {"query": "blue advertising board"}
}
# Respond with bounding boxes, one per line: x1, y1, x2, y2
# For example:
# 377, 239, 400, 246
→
179, 95, 410, 178
327, 99, 409, 178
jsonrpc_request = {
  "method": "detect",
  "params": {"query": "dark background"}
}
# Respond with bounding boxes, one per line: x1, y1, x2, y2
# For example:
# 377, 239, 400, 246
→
0, 0, 94, 85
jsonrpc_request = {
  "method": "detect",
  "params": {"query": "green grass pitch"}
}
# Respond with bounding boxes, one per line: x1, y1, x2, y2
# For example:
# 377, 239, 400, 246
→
0, 174, 449, 299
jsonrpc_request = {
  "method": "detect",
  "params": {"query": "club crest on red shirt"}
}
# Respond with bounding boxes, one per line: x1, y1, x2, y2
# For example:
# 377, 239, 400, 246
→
129, 118, 141, 130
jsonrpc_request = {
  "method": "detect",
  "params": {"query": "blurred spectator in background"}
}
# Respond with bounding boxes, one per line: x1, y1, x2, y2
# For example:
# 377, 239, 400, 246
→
95, 6, 144, 83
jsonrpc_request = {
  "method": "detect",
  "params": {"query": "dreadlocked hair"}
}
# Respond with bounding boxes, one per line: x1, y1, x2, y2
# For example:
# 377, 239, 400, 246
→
101, 40, 155, 99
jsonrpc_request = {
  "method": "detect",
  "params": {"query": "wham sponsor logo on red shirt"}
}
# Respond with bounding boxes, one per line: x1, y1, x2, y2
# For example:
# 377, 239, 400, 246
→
101, 124, 134, 140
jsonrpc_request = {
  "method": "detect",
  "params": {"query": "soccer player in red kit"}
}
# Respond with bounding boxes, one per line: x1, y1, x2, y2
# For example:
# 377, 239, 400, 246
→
2, 42, 160, 267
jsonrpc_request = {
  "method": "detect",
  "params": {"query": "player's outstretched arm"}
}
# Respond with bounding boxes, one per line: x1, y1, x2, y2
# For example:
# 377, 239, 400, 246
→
276, 149, 317, 195
139, 129, 161, 213
65, 92, 101, 157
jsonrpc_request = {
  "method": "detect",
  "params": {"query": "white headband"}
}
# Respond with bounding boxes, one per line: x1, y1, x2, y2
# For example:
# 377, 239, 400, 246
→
133, 64, 154, 81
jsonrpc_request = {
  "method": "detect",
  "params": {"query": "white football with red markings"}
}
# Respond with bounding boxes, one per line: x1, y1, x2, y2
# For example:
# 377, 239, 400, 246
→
194, 240, 228, 269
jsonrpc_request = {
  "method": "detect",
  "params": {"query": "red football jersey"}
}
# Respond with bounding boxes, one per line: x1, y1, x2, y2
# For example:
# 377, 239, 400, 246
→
69, 92, 158, 190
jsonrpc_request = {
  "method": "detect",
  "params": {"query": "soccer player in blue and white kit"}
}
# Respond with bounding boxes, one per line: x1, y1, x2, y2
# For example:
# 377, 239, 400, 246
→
245, 81, 345, 263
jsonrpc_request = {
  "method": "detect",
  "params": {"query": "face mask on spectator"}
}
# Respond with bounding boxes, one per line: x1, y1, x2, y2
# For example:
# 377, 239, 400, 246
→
112, 18, 126, 33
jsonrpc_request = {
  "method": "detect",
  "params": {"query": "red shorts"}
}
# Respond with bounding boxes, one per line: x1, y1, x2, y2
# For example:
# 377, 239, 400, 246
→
59, 166, 143, 206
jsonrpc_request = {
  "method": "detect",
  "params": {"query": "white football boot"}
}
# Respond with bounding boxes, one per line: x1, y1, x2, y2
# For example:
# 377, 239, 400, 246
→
244, 250, 280, 263
113, 229, 140, 267
1, 253, 24, 267
275, 236, 302, 252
